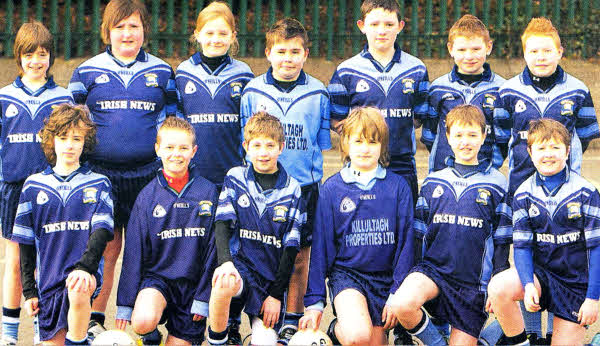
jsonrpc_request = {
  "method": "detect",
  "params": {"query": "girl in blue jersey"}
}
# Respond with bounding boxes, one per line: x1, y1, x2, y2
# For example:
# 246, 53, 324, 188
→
175, 1, 253, 191
0, 22, 73, 345
300, 107, 414, 345
13, 104, 114, 345
68, 0, 178, 336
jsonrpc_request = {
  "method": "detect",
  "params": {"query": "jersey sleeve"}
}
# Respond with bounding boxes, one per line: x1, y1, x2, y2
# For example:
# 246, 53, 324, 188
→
164, 67, 178, 117
317, 92, 332, 151
239, 90, 254, 143
575, 90, 599, 152
493, 92, 513, 159
390, 180, 415, 296
68, 66, 89, 105
413, 181, 431, 260
584, 188, 600, 299
494, 193, 513, 245
90, 179, 114, 235
512, 193, 535, 287
413, 69, 430, 122
327, 69, 350, 121
304, 187, 336, 310
421, 87, 441, 151
215, 175, 238, 223
282, 185, 306, 250
11, 183, 36, 245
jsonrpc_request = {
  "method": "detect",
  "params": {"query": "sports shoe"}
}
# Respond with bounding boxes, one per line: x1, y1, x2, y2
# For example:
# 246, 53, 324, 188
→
226, 324, 242, 345
87, 320, 106, 342
393, 326, 415, 345
277, 324, 298, 345
136, 329, 163, 346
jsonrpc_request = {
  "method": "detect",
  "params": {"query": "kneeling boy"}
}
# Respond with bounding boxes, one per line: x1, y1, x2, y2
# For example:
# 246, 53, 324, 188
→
115, 117, 218, 345
391, 105, 511, 345
487, 119, 600, 345
207, 112, 305, 345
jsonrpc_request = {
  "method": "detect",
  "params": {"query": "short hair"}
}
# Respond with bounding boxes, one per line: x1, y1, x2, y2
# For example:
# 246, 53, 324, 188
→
39, 104, 97, 166
265, 18, 309, 51
445, 105, 487, 135
244, 112, 285, 145
14, 21, 55, 77
101, 0, 149, 45
527, 118, 570, 150
360, 0, 402, 22
192, 1, 239, 55
340, 107, 390, 167
448, 14, 491, 48
521, 17, 561, 52
157, 116, 196, 145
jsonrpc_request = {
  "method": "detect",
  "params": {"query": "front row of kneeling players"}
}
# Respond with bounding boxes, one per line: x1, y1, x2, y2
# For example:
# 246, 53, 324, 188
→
14, 103, 600, 345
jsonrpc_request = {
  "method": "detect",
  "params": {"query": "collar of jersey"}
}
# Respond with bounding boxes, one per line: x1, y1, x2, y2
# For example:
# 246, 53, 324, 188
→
265, 68, 307, 92
521, 65, 565, 90
360, 43, 402, 72
156, 165, 201, 195
43, 165, 91, 181
445, 156, 492, 178
190, 52, 232, 75
340, 163, 386, 190
106, 45, 148, 67
13, 76, 57, 96
247, 162, 288, 192
449, 63, 493, 85
535, 166, 570, 196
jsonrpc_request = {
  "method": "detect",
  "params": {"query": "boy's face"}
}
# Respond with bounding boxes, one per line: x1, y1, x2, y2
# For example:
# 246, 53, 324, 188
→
357, 8, 404, 54
196, 17, 236, 58
155, 129, 197, 178
243, 136, 283, 174
266, 37, 309, 82
524, 35, 563, 77
54, 127, 85, 169
110, 12, 144, 60
348, 131, 381, 172
20, 46, 50, 82
528, 137, 569, 176
448, 36, 492, 75
447, 121, 485, 165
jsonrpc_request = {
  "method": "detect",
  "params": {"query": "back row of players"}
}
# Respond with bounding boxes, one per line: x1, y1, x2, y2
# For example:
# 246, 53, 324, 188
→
0, 0, 598, 344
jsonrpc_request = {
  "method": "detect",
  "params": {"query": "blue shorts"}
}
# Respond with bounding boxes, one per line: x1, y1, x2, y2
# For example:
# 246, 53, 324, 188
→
88, 160, 160, 228
300, 182, 319, 247
0, 181, 24, 239
413, 263, 488, 338
140, 275, 206, 343
535, 267, 586, 324
328, 266, 391, 327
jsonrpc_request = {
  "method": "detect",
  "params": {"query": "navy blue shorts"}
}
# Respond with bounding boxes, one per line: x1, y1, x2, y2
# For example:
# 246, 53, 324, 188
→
140, 275, 206, 343
535, 267, 586, 323
88, 160, 160, 229
0, 181, 24, 239
328, 266, 391, 327
413, 264, 488, 338
300, 182, 319, 247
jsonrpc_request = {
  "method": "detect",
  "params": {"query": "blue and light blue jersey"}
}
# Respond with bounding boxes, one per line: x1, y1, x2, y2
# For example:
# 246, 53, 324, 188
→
493, 66, 599, 198
116, 168, 218, 320
240, 70, 331, 186
176, 53, 254, 187
415, 159, 510, 291
215, 163, 305, 286
11, 166, 114, 297
328, 45, 429, 175
304, 165, 414, 309
512, 169, 600, 288
425, 64, 505, 172
69, 47, 177, 167
0, 77, 72, 183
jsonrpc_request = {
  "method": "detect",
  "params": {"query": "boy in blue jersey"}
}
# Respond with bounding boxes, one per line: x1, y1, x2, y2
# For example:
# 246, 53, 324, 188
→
424, 14, 505, 173
12, 104, 114, 345
492, 17, 599, 343
240, 18, 330, 343
487, 119, 600, 345
0, 22, 73, 345
299, 107, 414, 345
328, 0, 429, 206
391, 105, 511, 345
115, 117, 217, 345
207, 112, 305, 345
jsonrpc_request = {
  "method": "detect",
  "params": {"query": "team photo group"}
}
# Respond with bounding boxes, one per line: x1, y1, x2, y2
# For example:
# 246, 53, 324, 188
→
0, 0, 599, 345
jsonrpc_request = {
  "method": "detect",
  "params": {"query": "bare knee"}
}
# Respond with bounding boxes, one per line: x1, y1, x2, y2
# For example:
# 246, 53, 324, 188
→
488, 275, 512, 302
338, 324, 372, 346
131, 313, 159, 335
391, 294, 422, 318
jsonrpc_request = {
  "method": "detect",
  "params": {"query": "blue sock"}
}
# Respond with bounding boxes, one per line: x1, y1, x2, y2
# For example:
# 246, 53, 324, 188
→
408, 312, 445, 346
65, 335, 89, 345
1, 307, 20, 342
432, 319, 450, 338
478, 319, 504, 345
141, 329, 161, 344
520, 302, 542, 337
207, 326, 228, 345
547, 312, 553, 335
90, 312, 105, 325
282, 312, 302, 328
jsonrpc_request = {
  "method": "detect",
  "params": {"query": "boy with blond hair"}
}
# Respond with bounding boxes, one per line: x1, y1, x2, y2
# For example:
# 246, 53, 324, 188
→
240, 17, 330, 343
208, 112, 306, 345
424, 14, 505, 173
487, 119, 600, 345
